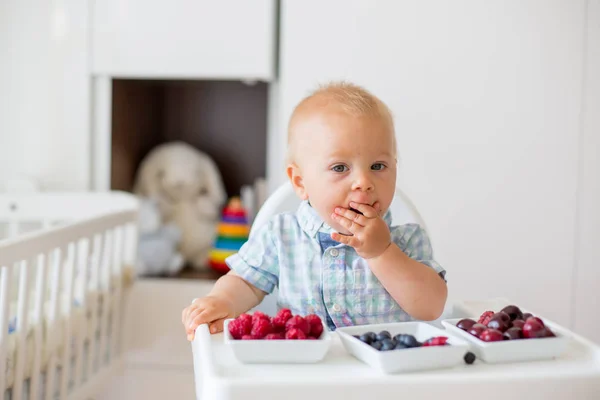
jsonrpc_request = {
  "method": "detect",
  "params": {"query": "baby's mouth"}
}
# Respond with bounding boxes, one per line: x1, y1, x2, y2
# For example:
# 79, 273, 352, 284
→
349, 207, 363, 215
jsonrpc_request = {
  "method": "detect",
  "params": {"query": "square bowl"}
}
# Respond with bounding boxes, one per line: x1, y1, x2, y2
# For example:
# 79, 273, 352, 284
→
337, 321, 471, 374
441, 317, 570, 364
223, 318, 332, 364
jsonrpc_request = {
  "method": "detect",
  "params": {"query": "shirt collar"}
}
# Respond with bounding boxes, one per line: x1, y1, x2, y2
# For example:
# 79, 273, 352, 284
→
296, 200, 393, 238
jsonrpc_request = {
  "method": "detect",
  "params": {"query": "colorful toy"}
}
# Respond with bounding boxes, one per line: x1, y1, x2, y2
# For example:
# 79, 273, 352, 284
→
208, 197, 250, 274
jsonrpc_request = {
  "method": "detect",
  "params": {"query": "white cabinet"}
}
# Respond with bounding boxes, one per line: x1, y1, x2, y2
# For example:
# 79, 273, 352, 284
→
92, 0, 277, 80
276, 0, 588, 330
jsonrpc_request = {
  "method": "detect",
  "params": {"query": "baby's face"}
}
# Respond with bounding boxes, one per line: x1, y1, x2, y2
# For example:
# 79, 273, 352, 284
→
292, 110, 397, 235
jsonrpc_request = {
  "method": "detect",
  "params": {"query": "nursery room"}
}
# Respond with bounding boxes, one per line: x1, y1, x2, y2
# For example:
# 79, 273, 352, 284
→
0, 1, 599, 399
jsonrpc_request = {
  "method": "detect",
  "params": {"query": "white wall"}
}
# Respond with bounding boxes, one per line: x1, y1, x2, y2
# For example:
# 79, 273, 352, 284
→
573, 0, 600, 343
0, 0, 90, 191
275, 0, 594, 335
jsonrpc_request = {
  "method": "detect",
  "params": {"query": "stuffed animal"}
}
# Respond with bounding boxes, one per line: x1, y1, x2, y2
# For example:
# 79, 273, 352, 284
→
133, 141, 227, 271
136, 197, 185, 276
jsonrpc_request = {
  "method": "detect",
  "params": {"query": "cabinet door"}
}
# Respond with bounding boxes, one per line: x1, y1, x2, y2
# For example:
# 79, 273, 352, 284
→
92, 0, 276, 80
276, 0, 586, 329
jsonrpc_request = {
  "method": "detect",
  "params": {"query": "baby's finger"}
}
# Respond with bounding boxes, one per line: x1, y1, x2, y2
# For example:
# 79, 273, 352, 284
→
331, 212, 362, 234
334, 207, 368, 226
186, 308, 205, 333
331, 232, 360, 248
209, 318, 226, 334
349, 202, 378, 219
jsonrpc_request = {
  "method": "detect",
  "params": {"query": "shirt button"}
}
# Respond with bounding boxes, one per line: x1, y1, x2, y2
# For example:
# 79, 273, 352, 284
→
330, 249, 339, 257
332, 304, 341, 312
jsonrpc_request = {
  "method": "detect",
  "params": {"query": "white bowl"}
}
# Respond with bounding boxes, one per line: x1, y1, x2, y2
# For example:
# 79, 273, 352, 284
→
223, 318, 332, 363
337, 322, 471, 374
441, 317, 570, 364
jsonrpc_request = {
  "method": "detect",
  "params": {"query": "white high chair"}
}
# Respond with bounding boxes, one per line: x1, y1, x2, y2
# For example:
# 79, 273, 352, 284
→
190, 182, 600, 400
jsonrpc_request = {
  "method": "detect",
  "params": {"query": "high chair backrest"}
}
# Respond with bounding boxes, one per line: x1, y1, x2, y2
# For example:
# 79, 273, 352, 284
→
248, 181, 429, 315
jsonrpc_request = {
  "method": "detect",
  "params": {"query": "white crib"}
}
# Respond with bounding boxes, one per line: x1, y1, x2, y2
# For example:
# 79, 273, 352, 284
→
0, 192, 139, 400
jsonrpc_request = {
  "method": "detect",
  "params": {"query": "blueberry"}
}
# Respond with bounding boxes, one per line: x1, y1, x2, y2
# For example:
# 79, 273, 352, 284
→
464, 352, 476, 365
380, 338, 396, 351
394, 342, 408, 350
395, 334, 421, 348
359, 333, 374, 344
370, 341, 383, 351
375, 330, 391, 341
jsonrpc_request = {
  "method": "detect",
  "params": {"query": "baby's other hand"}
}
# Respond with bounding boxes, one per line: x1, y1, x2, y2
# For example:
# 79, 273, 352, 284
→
181, 295, 235, 341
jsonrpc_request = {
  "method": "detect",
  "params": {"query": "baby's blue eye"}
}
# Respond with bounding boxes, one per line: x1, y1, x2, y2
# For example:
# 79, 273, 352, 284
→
371, 163, 385, 171
332, 165, 348, 173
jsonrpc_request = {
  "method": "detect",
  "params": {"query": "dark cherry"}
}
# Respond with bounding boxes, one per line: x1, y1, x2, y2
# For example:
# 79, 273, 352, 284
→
495, 311, 511, 323
480, 329, 504, 342
501, 305, 524, 321
511, 320, 525, 329
522, 312, 533, 320
456, 318, 477, 331
487, 315, 510, 332
503, 327, 524, 340
468, 323, 488, 338
523, 319, 546, 339
527, 316, 545, 327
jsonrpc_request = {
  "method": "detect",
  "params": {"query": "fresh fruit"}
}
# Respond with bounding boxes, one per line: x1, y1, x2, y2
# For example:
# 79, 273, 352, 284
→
495, 311, 511, 324
380, 338, 396, 351
464, 352, 476, 364
271, 309, 293, 332
511, 320, 525, 329
394, 334, 421, 348
228, 310, 325, 340
264, 333, 285, 340
376, 331, 391, 341
422, 336, 448, 346
251, 318, 273, 339
501, 305, 524, 321
522, 312, 533, 320
523, 318, 553, 339
252, 311, 270, 325
478, 311, 495, 325
456, 318, 477, 331
228, 318, 251, 339
305, 314, 324, 338
487, 315, 510, 332
359, 332, 377, 344
285, 316, 310, 336
371, 341, 383, 351
480, 329, 504, 342
503, 327, 523, 340
285, 328, 307, 340
468, 323, 488, 338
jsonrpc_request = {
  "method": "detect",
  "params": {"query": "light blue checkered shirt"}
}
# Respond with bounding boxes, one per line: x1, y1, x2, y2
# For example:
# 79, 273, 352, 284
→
226, 200, 446, 330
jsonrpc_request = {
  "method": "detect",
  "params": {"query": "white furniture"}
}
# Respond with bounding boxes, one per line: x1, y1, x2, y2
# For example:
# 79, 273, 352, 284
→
0, 192, 138, 400
91, 0, 277, 80
192, 300, 600, 400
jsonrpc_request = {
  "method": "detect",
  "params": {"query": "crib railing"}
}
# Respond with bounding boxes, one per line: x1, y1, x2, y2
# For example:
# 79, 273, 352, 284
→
0, 192, 138, 400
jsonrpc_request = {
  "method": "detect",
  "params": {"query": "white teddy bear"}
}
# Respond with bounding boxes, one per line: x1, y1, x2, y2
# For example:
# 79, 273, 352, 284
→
133, 141, 227, 271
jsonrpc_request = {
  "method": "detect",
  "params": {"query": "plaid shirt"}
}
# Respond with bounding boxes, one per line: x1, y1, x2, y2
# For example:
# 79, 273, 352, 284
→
226, 200, 446, 330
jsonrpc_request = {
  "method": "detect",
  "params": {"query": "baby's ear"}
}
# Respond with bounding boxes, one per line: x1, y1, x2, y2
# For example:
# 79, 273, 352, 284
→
286, 163, 308, 200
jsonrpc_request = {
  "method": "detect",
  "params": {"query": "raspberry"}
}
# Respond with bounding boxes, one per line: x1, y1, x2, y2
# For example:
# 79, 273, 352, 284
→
264, 333, 284, 340
285, 328, 307, 340
251, 317, 273, 339
272, 309, 293, 332
241, 335, 255, 340
422, 336, 449, 346
237, 314, 253, 335
478, 311, 495, 326
285, 316, 310, 336
304, 314, 323, 338
228, 319, 249, 339
252, 311, 270, 325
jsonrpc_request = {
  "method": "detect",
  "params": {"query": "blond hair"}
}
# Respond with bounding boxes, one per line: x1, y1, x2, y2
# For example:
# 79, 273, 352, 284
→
286, 81, 396, 163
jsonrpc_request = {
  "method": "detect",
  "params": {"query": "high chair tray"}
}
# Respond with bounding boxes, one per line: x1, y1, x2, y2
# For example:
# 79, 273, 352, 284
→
191, 301, 600, 400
